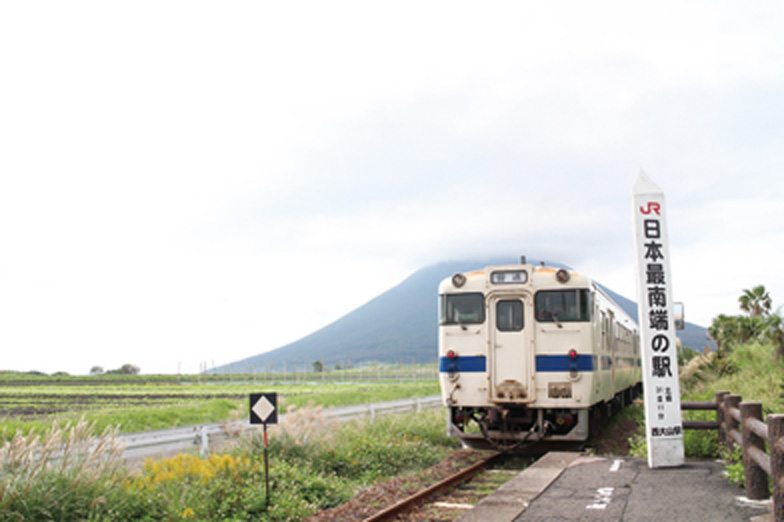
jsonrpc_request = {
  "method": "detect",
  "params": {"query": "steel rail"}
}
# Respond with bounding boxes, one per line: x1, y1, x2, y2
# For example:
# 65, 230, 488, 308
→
362, 452, 502, 522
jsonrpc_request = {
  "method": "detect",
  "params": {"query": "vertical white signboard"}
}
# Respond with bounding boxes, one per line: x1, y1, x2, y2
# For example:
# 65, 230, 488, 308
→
632, 170, 684, 468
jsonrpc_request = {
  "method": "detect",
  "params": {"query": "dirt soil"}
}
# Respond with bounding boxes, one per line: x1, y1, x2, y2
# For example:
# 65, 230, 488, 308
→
586, 414, 642, 456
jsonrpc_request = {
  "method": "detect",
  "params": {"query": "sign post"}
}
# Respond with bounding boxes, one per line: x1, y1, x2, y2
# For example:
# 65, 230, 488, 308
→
250, 393, 278, 509
632, 170, 685, 468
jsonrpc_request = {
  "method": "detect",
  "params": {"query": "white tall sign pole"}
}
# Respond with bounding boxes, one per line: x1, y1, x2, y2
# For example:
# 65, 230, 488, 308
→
632, 170, 684, 468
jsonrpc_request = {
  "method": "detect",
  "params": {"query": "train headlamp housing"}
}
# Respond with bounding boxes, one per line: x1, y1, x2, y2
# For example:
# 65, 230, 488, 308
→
451, 273, 467, 288
548, 382, 573, 398
556, 269, 570, 283
445, 349, 460, 383
568, 349, 580, 380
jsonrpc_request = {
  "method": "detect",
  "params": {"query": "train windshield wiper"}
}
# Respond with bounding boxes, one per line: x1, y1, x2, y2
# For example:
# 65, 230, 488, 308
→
456, 311, 467, 330
551, 314, 563, 329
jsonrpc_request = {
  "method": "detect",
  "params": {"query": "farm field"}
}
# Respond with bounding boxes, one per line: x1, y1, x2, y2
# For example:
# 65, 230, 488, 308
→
0, 366, 440, 441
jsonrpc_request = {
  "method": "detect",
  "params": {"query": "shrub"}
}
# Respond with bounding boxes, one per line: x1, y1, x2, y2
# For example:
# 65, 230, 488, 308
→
125, 453, 273, 519
237, 407, 459, 518
721, 446, 745, 488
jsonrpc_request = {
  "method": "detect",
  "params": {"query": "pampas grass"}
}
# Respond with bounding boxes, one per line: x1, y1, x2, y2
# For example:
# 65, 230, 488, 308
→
0, 418, 127, 519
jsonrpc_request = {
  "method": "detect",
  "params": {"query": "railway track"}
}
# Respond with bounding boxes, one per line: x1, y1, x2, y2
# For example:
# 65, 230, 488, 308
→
310, 402, 637, 522
361, 452, 531, 522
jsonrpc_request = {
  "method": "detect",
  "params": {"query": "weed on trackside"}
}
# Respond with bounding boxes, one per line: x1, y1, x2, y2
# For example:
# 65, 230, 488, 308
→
1, 408, 459, 520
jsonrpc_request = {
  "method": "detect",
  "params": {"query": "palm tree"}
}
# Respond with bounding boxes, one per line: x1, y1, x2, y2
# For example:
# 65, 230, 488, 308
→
739, 285, 772, 317
708, 314, 733, 355
765, 312, 784, 362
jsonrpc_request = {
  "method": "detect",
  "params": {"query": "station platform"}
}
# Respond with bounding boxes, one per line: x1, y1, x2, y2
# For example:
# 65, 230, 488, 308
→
457, 452, 773, 522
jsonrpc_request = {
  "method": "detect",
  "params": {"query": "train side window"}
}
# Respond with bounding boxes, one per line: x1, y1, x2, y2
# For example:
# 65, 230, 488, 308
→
440, 293, 485, 325
497, 300, 524, 331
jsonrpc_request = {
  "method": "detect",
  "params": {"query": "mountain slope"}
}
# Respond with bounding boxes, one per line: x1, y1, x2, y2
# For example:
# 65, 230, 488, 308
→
217, 258, 712, 373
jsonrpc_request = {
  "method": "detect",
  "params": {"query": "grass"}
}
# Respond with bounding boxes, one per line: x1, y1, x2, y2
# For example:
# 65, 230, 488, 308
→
681, 342, 784, 414
0, 407, 460, 520
0, 375, 440, 442
0, 371, 450, 518
627, 341, 784, 482
0, 419, 130, 520
0, 364, 439, 385
264, 404, 458, 483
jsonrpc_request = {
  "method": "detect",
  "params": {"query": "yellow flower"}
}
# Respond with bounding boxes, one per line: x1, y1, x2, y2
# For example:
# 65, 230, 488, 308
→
182, 507, 195, 518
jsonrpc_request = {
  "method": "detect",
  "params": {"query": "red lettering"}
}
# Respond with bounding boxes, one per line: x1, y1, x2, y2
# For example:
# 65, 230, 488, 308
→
640, 202, 661, 215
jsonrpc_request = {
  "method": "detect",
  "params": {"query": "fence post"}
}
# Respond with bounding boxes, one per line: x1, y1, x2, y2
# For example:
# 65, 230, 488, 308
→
769, 414, 784, 521
725, 394, 742, 451
715, 391, 729, 446
200, 426, 209, 457
740, 402, 767, 500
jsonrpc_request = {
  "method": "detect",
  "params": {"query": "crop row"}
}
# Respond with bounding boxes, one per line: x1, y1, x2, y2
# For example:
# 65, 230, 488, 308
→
0, 393, 242, 419
0, 363, 439, 385
0, 377, 441, 441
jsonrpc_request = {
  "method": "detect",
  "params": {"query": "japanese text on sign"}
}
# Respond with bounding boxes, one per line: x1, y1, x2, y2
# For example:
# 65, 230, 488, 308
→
633, 170, 684, 467
641, 215, 674, 379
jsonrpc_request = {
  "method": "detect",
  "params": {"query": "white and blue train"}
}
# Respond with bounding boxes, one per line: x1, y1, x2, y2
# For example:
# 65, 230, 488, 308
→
438, 259, 642, 448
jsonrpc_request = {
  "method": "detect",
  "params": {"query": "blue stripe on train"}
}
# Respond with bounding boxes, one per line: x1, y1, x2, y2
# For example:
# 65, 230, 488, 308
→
439, 355, 486, 373
439, 354, 595, 373
535, 354, 594, 372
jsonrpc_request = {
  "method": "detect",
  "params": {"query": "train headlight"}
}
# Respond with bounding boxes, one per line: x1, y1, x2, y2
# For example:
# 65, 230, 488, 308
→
556, 269, 570, 283
548, 382, 573, 398
452, 273, 467, 288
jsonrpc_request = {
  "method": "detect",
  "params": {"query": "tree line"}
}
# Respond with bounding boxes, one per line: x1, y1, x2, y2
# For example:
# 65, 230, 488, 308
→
89, 364, 140, 375
708, 285, 784, 360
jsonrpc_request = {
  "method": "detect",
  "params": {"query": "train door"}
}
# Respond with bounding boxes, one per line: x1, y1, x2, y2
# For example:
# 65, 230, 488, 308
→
489, 295, 534, 403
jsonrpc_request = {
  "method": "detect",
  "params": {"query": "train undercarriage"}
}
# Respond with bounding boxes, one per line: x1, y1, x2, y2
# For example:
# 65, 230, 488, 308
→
447, 384, 642, 451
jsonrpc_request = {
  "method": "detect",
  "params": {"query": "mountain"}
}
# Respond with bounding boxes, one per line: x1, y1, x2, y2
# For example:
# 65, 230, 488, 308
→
215, 258, 713, 373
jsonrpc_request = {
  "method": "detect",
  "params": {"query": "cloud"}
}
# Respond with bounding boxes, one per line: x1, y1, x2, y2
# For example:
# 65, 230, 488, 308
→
1, 1, 783, 373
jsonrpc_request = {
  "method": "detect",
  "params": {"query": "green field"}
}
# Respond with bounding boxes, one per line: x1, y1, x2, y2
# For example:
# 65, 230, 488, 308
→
0, 367, 451, 520
0, 368, 440, 440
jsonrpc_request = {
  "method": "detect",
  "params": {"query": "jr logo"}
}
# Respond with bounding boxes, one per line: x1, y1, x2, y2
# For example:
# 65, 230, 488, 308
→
640, 202, 661, 215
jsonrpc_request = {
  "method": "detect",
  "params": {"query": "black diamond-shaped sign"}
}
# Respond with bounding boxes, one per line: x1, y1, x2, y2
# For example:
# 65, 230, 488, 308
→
249, 393, 278, 425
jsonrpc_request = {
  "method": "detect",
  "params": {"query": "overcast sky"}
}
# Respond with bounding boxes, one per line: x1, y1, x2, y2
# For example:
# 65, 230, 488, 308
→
1, 2, 782, 375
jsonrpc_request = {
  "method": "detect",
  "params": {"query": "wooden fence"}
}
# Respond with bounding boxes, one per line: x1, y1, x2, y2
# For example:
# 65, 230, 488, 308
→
682, 391, 784, 520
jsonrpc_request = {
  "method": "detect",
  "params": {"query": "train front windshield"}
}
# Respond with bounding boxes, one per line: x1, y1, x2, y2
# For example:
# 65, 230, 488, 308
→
440, 293, 485, 325
535, 289, 592, 322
